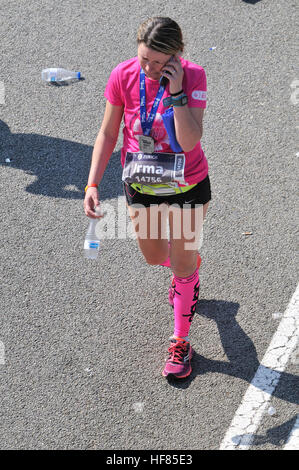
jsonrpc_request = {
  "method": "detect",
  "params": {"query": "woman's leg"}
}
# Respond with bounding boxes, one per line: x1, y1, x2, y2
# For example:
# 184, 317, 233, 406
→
127, 200, 210, 379
161, 202, 209, 270
169, 202, 209, 333
127, 203, 169, 265
169, 202, 209, 277
162, 202, 210, 378
167, 204, 207, 336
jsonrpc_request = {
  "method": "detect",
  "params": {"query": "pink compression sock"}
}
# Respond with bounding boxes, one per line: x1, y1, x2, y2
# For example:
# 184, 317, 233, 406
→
172, 269, 200, 338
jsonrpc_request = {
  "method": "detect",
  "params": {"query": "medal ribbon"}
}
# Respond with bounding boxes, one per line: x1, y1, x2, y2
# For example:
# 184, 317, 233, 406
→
140, 68, 166, 136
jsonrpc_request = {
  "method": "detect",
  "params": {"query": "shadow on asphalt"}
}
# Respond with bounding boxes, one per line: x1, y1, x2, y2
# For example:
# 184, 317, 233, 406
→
242, 0, 262, 5
44, 77, 86, 87
231, 415, 298, 448
166, 298, 299, 407
0, 119, 123, 201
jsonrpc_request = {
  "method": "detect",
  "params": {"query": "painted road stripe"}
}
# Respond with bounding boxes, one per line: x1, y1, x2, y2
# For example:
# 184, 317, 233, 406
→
220, 283, 299, 450
283, 414, 299, 450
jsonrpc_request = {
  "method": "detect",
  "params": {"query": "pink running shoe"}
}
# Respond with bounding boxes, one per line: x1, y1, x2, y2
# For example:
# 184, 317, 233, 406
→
168, 254, 202, 308
162, 338, 193, 379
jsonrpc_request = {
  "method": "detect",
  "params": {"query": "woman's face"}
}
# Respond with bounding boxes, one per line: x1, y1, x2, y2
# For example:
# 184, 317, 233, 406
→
137, 43, 171, 80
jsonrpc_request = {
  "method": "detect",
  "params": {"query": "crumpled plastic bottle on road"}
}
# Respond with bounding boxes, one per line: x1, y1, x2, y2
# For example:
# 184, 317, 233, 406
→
41, 68, 81, 83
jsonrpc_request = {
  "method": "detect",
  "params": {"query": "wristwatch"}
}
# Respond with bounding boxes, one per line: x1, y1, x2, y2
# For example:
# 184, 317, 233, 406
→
163, 94, 188, 108
172, 94, 188, 107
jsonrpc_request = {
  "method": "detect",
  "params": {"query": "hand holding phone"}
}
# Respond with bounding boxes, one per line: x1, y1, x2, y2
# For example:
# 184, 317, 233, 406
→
161, 55, 184, 94
160, 75, 168, 88
160, 56, 175, 87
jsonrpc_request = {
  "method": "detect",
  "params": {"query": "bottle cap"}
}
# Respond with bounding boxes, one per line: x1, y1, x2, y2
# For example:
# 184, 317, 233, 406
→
77, 72, 81, 79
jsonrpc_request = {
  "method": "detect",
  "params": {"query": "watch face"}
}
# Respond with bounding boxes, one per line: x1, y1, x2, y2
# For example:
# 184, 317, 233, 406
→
182, 95, 188, 105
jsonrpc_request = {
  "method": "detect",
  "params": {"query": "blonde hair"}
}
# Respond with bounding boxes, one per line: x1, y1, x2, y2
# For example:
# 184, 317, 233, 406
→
137, 17, 184, 55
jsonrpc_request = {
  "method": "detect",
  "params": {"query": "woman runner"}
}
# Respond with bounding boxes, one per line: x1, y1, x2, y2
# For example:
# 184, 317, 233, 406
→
84, 17, 211, 379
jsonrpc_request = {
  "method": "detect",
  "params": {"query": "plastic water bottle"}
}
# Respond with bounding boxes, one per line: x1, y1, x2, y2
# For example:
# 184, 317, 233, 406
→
84, 206, 102, 260
41, 68, 81, 83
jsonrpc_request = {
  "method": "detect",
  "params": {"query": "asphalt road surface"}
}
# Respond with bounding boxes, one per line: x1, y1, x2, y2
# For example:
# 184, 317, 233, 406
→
0, 0, 298, 451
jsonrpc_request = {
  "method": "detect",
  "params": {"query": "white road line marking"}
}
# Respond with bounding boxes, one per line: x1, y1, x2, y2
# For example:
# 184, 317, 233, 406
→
220, 283, 299, 450
283, 415, 299, 450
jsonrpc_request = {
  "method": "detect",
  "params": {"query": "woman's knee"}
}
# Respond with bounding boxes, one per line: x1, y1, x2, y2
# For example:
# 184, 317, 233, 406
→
138, 239, 169, 266
144, 256, 165, 266
143, 251, 168, 266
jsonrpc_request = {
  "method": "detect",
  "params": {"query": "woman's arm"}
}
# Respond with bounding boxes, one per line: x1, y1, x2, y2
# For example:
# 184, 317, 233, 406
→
84, 101, 124, 218
87, 101, 124, 186
161, 55, 204, 152
173, 106, 203, 152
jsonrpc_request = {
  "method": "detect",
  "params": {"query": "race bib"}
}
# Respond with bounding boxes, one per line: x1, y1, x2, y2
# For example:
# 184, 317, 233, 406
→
122, 152, 185, 185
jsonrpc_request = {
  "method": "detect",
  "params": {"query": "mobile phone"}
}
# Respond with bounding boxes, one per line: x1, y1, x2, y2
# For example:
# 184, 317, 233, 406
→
160, 55, 175, 87
160, 75, 168, 88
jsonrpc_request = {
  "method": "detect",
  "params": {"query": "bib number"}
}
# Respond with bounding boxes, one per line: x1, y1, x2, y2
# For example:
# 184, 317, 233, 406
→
122, 152, 185, 185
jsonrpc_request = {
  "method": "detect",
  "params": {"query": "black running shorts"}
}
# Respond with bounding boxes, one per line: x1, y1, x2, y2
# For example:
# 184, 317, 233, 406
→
123, 174, 211, 209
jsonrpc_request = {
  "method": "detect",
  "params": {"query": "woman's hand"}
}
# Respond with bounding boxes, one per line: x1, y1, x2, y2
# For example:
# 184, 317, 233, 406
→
83, 187, 103, 218
161, 54, 184, 95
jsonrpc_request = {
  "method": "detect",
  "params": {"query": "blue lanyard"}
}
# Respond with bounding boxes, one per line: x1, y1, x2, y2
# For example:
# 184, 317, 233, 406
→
140, 68, 165, 136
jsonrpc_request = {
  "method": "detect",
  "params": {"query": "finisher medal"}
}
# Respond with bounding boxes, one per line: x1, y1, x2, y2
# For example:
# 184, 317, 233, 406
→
138, 135, 155, 153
